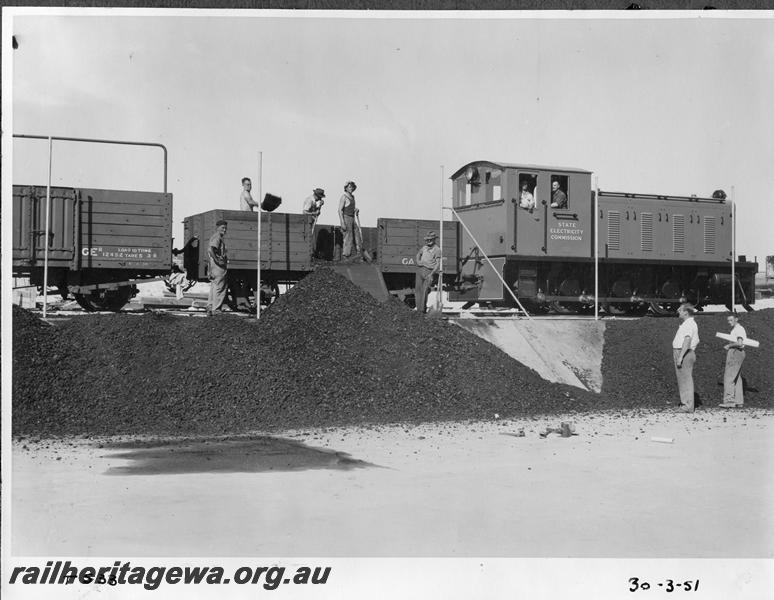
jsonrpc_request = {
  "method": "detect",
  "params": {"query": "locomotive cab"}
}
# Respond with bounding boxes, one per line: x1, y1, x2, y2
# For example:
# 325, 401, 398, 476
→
449, 161, 593, 306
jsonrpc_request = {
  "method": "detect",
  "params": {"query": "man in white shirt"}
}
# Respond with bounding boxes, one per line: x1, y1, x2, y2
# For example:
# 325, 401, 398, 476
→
672, 303, 700, 412
719, 313, 747, 408
519, 182, 535, 210
415, 231, 443, 313
240, 177, 259, 211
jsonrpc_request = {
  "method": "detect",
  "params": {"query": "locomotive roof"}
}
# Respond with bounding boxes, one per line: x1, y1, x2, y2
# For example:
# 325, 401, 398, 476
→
450, 161, 592, 180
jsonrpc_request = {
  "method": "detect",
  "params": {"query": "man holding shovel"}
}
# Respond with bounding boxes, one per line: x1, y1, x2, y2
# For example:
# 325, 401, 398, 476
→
338, 180, 363, 261
415, 231, 442, 313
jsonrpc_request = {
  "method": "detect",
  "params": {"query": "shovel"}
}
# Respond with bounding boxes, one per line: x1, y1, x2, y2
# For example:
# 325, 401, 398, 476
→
355, 210, 373, 263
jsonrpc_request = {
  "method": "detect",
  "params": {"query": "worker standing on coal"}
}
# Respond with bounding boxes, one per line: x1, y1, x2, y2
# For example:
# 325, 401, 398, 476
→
338, 181, 362, 261
672, 303, 700, 412
303, 188, 326, 216
719, 313, 747, 408
414, 231, 442, 313
206, 220, 229, 316
239, 177, 259, 211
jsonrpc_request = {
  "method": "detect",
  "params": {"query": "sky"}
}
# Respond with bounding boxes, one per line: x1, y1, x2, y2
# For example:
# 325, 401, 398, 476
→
5, 10, 774, 264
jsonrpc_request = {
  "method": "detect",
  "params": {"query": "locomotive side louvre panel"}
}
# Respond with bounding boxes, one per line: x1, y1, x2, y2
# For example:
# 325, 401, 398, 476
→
640, 212, 654, 252
704, 216, 716, 254
672, 214, 686, 253
607, 210, 621, 251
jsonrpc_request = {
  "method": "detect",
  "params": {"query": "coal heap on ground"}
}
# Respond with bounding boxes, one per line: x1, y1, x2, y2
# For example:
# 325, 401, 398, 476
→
602, 309, 774, 409
13, 268, 594, 436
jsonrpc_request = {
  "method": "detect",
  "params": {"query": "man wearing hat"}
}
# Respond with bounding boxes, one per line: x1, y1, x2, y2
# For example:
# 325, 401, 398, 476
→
415, 231, 442, 313
207, 220, 229, 316
338, 181, 362, 260
302, 188, 326, 216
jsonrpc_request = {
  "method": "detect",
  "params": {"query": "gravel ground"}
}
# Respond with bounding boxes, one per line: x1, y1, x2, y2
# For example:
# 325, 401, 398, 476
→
12, 268, 773, 437
602, 309, 774, 409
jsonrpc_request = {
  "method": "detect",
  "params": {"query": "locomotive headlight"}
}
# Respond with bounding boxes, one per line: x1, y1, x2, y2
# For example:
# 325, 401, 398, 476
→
465, 166, 479, 184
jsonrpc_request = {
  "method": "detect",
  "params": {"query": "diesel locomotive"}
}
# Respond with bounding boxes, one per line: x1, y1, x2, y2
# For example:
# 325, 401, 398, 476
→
446, 160, 756, 314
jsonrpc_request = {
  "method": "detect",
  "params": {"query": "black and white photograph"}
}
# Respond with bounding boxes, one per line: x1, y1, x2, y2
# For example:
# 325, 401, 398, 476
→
2, 6, 773, 599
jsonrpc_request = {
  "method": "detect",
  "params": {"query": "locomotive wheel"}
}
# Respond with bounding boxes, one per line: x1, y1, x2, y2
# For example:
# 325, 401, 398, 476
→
626, 303, 650, 317
602, 302, 629, 316
74, 286, 133, 312
649, 301, 679, 317
520, 301, 549, 315
550, 301, 578, 314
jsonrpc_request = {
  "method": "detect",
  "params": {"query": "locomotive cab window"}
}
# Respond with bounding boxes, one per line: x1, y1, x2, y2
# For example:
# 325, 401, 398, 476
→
454, 166, 503, 207
518, 174, 538, 210
550, 175, 569, 210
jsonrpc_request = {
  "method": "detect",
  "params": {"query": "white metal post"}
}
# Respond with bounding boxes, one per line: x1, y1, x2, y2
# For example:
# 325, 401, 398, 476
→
437, 165, 444, 312
594, 176, 599, 321
256, 151, 263, 320
731, 186, 736, 311
43, 136, 53, 318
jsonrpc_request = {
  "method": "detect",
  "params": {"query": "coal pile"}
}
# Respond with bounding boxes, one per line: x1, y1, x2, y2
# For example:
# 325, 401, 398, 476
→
602, 310, 774, 408
12, 269, 596, 437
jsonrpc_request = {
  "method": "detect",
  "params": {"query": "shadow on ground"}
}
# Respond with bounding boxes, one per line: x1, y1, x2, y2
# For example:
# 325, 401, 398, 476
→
102, 435, 375, 475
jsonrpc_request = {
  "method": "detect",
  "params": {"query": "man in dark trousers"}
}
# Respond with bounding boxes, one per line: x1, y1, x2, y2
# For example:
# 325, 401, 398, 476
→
338, 181, 362, 260
414, 231, 442, 313
207, 220, 229, 316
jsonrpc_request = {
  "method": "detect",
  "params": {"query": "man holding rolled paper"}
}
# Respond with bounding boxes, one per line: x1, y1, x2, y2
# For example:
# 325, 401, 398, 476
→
719, 313, 747, 408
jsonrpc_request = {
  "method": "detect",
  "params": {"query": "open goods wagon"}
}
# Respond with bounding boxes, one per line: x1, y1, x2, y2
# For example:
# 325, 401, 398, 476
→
182, 209, 318, 307
448, 160, 757, 313
182, 209, 459, 308
11, 185, 173, 311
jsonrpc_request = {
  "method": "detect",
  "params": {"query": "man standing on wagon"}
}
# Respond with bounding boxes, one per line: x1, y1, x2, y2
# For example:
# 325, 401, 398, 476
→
207, 220, 229, 316
338, 181, 362, 261
415, 231, 442, 314
239, 177, 259, 211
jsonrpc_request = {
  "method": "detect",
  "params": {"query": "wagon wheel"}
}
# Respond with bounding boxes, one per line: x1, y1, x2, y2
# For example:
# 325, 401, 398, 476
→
74, 286, 133, 312
649, 301, 679, 317
258, 282, 280, 307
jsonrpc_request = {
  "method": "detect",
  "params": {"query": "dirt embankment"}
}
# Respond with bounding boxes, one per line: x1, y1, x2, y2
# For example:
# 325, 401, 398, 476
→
12, 269, 773, 437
